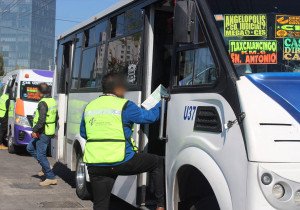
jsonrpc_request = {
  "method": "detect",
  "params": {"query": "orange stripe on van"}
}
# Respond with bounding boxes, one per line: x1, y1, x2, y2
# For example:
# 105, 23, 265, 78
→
15, 99, 25, 116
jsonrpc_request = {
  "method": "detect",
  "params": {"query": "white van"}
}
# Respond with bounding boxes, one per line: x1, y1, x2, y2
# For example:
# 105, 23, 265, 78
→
1, 69, 54, 153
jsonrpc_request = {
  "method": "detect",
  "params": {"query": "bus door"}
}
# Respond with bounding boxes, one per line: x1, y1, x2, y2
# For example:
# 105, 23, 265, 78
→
56, 39, 74, 162
160, 0, 247, 209
138, 1, 174, 206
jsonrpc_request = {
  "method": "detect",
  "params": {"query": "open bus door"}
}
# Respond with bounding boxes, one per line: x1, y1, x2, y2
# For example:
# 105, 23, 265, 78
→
55, 39, 74, 162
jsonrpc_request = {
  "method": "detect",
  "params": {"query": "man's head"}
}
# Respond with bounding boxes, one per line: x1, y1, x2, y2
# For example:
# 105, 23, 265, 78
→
38, 83, 50, 98
102, 72, 127, 98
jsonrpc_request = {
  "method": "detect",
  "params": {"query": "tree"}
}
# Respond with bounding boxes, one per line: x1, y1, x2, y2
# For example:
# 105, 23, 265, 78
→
0, 54, 4, 76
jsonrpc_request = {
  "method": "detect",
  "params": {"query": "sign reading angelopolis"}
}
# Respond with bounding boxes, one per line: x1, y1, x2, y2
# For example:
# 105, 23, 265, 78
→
276, 15, 300, 38
283, 38, 300, 60
229, 40, 277, 64
224, 14, 267, 37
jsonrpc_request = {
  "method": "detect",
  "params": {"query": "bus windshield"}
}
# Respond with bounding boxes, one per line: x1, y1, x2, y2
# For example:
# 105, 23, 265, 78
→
208, 0, 300, 76
20, 81, 52, 102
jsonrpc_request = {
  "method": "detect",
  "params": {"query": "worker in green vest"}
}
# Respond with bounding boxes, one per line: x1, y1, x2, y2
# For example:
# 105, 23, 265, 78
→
0, 88, 10, 150
81, 72, 165, 210
26, 83, 58, 187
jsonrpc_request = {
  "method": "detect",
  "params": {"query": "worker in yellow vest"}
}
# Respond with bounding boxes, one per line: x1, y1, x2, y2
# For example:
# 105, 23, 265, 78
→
0, 90, 9, 150
81, 72, 165, 210
26, 83, 58, 187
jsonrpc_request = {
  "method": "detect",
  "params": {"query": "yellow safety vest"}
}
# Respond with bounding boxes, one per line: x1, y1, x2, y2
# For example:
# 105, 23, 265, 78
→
33, 98, 57, 135
83, 95, 137, 164
0, 94, 9, 118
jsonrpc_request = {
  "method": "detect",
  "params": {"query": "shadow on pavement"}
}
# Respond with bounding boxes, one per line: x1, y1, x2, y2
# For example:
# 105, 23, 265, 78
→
52, 161, 76, 188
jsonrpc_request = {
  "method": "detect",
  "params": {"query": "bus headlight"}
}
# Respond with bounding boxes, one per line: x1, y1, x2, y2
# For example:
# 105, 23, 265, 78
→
294, 190, 300, 204
261, 173, 273, 185
15, 115, 31, 127
272, 183, 285, 199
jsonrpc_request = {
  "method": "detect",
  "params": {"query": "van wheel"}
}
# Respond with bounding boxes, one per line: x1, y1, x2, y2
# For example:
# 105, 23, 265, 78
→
8, 135, 16, 154
76, 153, 92, 200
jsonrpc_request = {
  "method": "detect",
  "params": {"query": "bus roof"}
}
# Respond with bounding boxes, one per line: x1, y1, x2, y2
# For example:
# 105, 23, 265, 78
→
58, 0, 135, 40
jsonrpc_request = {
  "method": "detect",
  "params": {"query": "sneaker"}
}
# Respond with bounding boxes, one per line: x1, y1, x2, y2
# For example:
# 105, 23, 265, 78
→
39, 179, 57, 186
0, 144, 8, 150
38, 170, 45, 177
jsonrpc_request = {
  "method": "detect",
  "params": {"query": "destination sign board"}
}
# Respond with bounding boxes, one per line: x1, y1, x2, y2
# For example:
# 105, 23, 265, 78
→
229, 40, 277, 64
224, 14, 267, 37
276, 15, 300, 38
283, 38, 300, 60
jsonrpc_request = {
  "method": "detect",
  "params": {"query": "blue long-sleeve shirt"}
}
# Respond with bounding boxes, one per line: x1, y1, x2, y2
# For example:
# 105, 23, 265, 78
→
80, 100, 161, 166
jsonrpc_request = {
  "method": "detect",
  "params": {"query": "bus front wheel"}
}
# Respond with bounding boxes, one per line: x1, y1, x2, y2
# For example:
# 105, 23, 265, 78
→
75, 153, 92, 200
8, 134, 17, 154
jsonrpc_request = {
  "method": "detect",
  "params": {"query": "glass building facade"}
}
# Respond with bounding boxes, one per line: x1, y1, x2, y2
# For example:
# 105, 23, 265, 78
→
0, 0, 56, 72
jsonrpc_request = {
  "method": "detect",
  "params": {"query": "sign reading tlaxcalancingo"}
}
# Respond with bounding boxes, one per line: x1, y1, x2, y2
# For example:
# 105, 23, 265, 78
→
276, 15, 300, 38
283, 38, 300, 60
229, 40, 277, 64
224, 14, 267, 37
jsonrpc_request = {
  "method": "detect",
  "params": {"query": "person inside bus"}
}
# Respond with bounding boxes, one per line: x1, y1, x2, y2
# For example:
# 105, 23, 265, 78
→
80, 72, 165, 210
0, 85, 10, 150
26, 83, 58, 186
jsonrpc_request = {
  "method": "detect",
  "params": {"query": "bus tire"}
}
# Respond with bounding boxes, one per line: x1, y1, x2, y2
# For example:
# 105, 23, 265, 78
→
76, 153, 92, 200
8, 134, 16, 154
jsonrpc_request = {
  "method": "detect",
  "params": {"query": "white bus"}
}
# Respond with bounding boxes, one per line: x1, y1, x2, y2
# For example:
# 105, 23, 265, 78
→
55, 0, 300, 209
1, 69, 54, 153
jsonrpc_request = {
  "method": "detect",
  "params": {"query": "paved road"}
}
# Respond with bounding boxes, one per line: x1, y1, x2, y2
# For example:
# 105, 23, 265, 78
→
0, 150, 137, 210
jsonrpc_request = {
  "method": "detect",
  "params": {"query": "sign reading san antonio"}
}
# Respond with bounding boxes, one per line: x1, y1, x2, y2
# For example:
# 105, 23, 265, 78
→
283, 38, 300, 60
276, 15, 300, 38
224, 14, 267, 37
229, 40, 277, 64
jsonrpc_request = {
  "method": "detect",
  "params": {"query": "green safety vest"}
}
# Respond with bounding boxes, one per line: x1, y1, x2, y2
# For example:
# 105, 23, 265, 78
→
0, 94, 9, 118
33, 98, 57, 136
83, 95, 137, 164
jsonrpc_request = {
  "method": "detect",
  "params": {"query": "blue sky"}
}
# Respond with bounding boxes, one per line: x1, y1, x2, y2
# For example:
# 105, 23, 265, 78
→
55, 0, 119, 37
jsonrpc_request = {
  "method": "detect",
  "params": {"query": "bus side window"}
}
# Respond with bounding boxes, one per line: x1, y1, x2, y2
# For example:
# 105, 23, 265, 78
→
176, 17, 217, 87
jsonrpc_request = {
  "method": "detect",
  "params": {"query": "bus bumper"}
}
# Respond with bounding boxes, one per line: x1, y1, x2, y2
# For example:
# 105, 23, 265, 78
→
247, 162, 300, 210
13, 125, 32, 146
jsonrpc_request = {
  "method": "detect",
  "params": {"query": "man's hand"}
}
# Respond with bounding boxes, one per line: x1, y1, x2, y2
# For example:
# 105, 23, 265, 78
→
31, 132, 39, 139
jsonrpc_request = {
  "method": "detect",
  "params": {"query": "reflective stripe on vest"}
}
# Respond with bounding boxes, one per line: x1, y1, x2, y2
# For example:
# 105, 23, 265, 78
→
33, 97, 57, 135
83, 96, 129, 164
0, 94, 9, 118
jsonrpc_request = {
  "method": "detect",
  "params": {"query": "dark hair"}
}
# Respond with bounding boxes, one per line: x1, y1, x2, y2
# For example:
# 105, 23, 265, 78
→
38, 83, 50, 94
102, 72, 127, 94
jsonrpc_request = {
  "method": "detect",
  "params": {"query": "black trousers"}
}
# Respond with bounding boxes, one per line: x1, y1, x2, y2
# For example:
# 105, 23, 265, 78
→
0, 126, 7, 145
88, 153, 165, 210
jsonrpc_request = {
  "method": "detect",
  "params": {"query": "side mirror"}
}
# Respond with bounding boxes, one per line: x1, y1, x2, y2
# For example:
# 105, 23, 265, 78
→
174, 0, 196, 43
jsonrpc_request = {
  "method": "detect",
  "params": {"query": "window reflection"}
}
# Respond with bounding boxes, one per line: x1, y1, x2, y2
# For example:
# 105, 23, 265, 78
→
178, 48, 217, 86
80, 45, 105, 88
107, 32, 142, 84
71, 48, 81, 89
111, 14, 125, 38
125, 7, 143, 33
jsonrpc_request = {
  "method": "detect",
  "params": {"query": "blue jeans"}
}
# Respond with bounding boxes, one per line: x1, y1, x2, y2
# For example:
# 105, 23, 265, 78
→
26, 134, 55, 179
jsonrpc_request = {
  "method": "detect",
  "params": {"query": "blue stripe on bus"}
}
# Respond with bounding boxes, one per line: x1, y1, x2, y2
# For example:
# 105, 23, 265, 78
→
246, 72, 300, 123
